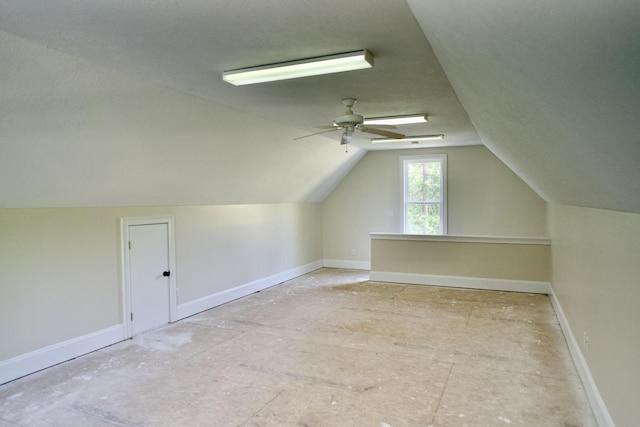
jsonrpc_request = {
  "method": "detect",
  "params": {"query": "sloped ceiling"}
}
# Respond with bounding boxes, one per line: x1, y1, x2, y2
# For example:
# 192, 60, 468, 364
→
0, 30, 366, 207
408, 0, 640, 214
0, 0, 478, 208
1, 1, 638, 213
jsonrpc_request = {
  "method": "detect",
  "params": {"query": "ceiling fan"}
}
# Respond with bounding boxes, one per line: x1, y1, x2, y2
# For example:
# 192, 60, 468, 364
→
295, 98, 405, 145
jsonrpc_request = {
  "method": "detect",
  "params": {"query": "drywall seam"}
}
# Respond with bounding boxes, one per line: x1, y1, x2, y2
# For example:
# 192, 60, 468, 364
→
0, 325, 125, 385
369, 271, 550, 294
549, 288, 615, 427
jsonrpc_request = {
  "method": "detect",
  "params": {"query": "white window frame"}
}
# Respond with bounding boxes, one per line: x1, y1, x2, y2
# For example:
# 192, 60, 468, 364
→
400, 154, 447, 234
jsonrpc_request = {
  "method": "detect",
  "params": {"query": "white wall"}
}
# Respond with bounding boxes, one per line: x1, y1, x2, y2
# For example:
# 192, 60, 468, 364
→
549, 203, 640, 426
322, 145, 547, 266
0, 203, 322, 364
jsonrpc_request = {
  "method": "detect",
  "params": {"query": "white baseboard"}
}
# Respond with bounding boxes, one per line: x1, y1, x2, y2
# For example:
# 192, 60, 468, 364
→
176, 260, 324, 320
0, 324, 125, 385
0, 265, 612, 427
1, 261, 324, 385
369, 271, 550, 294
323, 259, 371, 271
549, 288, 614, 427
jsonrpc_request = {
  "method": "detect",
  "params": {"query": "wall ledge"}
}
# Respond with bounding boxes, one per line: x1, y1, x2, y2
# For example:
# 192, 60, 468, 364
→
370, 232, 550, 245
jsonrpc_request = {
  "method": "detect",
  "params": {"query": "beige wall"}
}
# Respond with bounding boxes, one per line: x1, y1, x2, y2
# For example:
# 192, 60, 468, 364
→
323, 145, 547, 263
371, 239, 550, 282
549, 203, 640, 426
0, 203, 323, 361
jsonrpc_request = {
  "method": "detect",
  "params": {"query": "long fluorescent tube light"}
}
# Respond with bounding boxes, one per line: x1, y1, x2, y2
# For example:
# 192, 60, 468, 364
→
222, 49, 374, 86
371, 134, 444, 144
364, 114, 428, 126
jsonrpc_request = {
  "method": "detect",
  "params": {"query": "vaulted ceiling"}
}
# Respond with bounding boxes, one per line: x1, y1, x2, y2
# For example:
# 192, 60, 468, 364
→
1, 0, 638, 212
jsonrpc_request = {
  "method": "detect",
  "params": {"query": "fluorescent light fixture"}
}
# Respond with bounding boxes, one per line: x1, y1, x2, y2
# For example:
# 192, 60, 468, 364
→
222, 49, 374, 86
363, 114, 428, 126
370, 134, 444, 144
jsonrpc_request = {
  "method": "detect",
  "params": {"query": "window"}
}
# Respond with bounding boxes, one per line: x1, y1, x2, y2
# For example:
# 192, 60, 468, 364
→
401, 154, 447, 234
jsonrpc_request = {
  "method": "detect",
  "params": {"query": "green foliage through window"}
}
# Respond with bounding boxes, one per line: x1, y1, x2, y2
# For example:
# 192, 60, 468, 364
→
403, 155, 446, 234
407, 203, 440, 234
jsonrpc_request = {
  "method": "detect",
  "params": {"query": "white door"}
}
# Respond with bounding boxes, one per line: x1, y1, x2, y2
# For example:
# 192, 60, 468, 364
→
128, 223, 171, 335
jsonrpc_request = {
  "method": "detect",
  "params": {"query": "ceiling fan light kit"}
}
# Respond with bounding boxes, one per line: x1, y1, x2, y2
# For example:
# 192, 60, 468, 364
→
363, 114, 428, 126
370, 134, 445, 144
222, 49, 374, 86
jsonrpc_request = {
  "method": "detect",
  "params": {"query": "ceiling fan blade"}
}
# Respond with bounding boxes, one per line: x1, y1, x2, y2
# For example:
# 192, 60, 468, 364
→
359, 126, 404, 139
293, 128, 339, 140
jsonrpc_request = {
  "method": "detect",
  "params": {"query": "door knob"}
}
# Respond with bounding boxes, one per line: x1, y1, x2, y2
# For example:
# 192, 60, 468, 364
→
163, 271, 171, 277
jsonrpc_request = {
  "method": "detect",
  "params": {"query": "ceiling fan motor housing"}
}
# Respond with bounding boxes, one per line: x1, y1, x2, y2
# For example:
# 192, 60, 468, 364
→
334, 113, 364, 127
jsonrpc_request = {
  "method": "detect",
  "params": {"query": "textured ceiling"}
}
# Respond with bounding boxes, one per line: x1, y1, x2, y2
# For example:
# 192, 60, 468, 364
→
0, 0, 478, 149
0, 0, 479, 208
1, 0, 638, 212
408, 0, 640, 214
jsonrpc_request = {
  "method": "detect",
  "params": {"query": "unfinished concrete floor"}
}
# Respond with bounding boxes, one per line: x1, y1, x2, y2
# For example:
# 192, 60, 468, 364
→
1, 268, 595, 426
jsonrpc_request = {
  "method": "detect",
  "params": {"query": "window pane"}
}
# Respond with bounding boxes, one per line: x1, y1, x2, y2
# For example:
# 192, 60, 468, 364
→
407, 161, 441, 202
406, 203, 440, 234
401, 154, 446, 235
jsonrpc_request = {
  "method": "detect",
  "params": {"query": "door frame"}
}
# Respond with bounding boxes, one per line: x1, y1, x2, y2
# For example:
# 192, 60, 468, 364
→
120, 216, 177, 338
